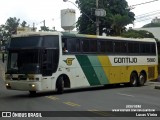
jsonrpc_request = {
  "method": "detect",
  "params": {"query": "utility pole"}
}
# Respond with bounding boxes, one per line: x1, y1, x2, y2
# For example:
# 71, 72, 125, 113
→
64, 0, 105, 35
43, 20, 46, 27
33, 22, 35, 31
42, 20, 46, 31
96, 0, 99, 35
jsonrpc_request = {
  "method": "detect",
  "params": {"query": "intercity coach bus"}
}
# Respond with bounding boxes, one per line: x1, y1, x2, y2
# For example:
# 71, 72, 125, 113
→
5, 32, 158, 95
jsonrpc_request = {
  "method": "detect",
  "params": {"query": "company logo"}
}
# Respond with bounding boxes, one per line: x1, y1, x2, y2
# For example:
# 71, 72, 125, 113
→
63, 58, 75, 66
114, 57, 137, 63
2, 112, 11, 117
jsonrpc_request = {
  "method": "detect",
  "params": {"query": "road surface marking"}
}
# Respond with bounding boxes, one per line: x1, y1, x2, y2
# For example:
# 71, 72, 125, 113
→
46, 96, 59, 100
63, 102, 80, 107
117, 93, 134, 97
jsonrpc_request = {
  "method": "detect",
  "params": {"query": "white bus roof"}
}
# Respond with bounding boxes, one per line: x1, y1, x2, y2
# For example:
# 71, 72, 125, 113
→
12, 31, 156, 43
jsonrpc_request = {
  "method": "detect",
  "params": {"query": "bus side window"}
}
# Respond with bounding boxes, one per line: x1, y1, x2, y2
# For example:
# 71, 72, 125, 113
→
62, 38, 68, 53
90, 40, 97, 52
82, 40, 89, 52
68, 38, 81, 53
150, 43, 156, 55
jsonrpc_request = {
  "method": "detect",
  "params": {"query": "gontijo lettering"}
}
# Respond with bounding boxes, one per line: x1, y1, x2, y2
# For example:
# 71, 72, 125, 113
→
114, 57, 137, 63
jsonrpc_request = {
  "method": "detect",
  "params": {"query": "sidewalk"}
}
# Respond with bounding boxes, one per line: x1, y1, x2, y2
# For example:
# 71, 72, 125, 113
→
147, 77, 160, 90
155, 76, 160, 89
0, 61, 5, 80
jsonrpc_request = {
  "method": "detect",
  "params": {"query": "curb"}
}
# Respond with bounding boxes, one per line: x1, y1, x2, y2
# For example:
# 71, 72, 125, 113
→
0, 63, 5, 80
155, 85, 160, 90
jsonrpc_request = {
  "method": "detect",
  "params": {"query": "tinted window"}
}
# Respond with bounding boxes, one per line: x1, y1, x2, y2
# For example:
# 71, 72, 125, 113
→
99, 40, 113, 53
140, 43, 150, 53
67, 38, 81, 52
99, 41, 106, 52
43, 36, 59, 48
10, 36, 59, 49
62, 38, 67, 51
150, 43, 156, 54
10, 36, 43, 48
128, 42, 139, 53
82, 40, 90, 52
114, 41, 127, 53
90, 40, 97, 52
75, 39, 81, 52
67, 38, 76, 52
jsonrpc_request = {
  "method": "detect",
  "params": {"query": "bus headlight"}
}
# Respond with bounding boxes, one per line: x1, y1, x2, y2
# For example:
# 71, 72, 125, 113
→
6, 83, 11, 89
6, 83, 10, 86
32, 84, 35, 88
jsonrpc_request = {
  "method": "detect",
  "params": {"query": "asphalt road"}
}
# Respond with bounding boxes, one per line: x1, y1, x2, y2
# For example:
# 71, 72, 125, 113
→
0, 74, 160, 120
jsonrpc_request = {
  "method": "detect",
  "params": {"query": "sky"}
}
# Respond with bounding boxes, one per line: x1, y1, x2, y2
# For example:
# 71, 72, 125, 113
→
0, 0, 160, 31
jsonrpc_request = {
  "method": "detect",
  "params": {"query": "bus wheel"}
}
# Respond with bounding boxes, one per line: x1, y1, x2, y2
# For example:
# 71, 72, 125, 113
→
29, 91, 36, 96
56, 76, 64, 94
138, 73, 146, 86
129, 72, 138, 87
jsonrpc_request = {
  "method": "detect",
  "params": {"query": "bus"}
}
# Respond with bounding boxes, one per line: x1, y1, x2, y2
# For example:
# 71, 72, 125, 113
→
5, 32, 158, 95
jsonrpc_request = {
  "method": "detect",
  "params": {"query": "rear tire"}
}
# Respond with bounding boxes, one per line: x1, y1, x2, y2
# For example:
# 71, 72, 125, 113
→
129, 72, 138, 87
29, 91, 36, 96
56, 76, 64, 94
138, 73, 146, 86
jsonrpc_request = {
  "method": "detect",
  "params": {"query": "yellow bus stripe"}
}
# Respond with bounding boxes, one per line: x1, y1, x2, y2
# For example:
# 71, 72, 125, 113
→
98, 56, 111, 83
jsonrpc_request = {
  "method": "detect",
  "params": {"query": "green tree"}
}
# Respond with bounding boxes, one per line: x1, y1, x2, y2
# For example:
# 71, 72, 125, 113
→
5, 17, 20, 35
0, 25, 6, 44
0, 17, 20, 46
76, 0, 135, 35
21, 21, 27, 27
111, 14, 134, 35
39, 26, 50, 31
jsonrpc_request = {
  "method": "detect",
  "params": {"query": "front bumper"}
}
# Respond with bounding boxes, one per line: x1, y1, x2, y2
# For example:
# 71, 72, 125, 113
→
5, 80, 42, 91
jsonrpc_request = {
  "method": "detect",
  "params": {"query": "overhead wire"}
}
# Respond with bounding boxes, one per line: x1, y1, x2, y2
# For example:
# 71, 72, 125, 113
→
129, 0, 160, 23
129, 0, 159, 8
135, 11, 160, 23
135, 10, 160, 19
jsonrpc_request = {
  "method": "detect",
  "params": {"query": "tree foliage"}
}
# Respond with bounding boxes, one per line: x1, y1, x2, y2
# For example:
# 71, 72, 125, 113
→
121, 29, 155, 38
0, 17, 22, 45
21, 21, 27, 27
76, 0, 135, 35
5, 17, 20, 34
39, 26, 50, 31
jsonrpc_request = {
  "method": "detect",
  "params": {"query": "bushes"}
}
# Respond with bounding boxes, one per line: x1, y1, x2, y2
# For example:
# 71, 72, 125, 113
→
121, 29, 154, 38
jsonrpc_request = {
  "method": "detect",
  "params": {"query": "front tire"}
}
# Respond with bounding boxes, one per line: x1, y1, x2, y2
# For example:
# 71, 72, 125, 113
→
129, 72, 138, 87
29, 91, 36, 96
56, 76, 64, 94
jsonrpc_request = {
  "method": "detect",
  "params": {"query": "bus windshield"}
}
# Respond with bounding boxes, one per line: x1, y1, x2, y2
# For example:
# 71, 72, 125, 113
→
7, 35, 60, 75
9, 35, 59, 49
7, 50, 40, 74
10, 36, 43, 48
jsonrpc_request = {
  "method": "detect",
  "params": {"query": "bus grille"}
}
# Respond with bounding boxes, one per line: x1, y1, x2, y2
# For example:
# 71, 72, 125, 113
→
12, 75, 27, 80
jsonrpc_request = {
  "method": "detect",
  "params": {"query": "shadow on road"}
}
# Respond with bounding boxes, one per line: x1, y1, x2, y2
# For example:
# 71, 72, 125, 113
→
40, 84, 132, 97
3, 84, 133, 98
1, 79, 152, 99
